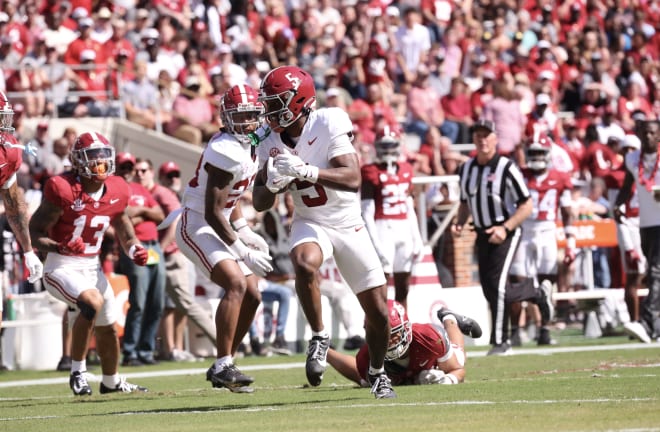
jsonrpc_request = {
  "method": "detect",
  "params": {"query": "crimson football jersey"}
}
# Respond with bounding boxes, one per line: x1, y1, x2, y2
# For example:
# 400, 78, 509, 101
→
361, 161, 414, 220
0, 133, 23, 187
604, 168, 639, 218
43, 173, 130, 257
522, 168, 573, 223
356, 323, 449, 385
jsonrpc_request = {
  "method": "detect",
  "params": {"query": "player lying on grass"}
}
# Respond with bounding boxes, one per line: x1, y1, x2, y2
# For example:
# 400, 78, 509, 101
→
327, 300, 482, 385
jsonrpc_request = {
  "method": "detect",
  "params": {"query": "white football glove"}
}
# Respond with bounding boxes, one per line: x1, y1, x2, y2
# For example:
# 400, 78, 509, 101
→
236, 226, 269, 253
417, 369, 445, 385
24, 250, 43, 283
274, 154, 319, 182
266, 157, 294, 193
229, 239, 273, 277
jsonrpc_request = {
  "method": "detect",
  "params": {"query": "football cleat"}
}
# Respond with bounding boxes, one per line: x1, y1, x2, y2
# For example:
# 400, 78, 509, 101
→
623, 321, 651, 343
99, 377, 148, 394
305, 336, 330, 386
487, 342, 513, 356
537, 327, 557, 346
437, 307, 483, 339
368, 372, 397, 399
537, 280, 555, 323
206, 364, 254, 393
69, 371, 92, 396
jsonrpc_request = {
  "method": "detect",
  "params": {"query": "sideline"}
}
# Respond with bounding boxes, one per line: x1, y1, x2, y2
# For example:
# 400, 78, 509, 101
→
1, 342, 659, 389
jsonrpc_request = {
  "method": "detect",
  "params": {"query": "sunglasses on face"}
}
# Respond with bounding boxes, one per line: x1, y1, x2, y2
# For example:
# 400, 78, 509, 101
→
135, 168, 150, 174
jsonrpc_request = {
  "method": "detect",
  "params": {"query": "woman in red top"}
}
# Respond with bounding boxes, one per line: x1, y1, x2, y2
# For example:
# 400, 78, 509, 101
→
617, 80, 652, 133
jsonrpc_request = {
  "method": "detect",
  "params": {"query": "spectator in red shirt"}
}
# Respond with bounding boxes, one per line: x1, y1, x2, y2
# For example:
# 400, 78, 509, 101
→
582, 124, 619, 179
441, 77, 473, 144
404, 65, 453, 143
347, 82, 398, 145
617, 80, 653, 133
63, 17, 104, 66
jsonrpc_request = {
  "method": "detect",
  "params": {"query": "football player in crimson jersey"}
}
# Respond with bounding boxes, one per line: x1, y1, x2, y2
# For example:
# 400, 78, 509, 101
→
0, 92, 43, 339
361, 128, 423, 310
327, 300, 470, 386
173, 84, 272, 393
29, 132, 148, 396
609, 135, 647, 335
252, 65, 395, 399
509, 133, 575, 346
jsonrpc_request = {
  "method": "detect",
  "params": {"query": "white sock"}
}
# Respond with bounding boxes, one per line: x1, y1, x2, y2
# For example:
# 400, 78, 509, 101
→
71, 359, 86, 373
312, 329, 329, 339
102, 374, 120, 388
442, 314, 458, 325
214, 356, 232, 372
368, 366, 385, 376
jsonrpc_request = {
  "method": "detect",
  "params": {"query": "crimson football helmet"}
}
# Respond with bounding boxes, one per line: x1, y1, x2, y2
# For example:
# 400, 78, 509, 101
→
526, 132, 553, 171
375, 126, 401, 172
0, 91, 14, 134
221, 84, 264, 144
385, 299, 413, 361
258, 65, 316, 129
71, 132, 115, 180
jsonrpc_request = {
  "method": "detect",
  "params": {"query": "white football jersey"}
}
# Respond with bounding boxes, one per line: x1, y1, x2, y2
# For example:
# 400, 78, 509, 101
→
182, 131, 259, 219
257, 108, 362, 228
625, 149, 660, 228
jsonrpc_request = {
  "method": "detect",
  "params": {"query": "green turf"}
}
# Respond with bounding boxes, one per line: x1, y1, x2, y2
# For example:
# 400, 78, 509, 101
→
1, 337, 660, 432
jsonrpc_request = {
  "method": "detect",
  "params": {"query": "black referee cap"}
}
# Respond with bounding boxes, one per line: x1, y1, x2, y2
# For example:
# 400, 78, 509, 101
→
472, 119, 496, 133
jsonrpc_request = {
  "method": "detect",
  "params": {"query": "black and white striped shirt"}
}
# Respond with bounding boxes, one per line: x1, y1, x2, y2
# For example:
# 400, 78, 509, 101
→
458, 154, 530, 230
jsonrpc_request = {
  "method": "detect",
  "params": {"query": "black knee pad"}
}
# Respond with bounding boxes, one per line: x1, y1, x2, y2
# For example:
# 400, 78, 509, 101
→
77, 300, 97, 321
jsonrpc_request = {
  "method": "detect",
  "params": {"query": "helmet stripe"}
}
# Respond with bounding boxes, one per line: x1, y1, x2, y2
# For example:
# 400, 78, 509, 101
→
237, 83, 248, 104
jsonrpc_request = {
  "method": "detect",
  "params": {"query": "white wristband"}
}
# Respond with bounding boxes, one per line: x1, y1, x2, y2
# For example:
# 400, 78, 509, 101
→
564, 225, 577, 237
305, 165, 319, 183
128, 244, 138, 259
566, 236, 576, 250
232, 218, 248, 231
24, 250, 37, 259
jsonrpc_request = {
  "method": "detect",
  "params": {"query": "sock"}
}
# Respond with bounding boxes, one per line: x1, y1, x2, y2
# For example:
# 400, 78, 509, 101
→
312, 329, 329, 339
368, 366, 385, 377
102, 374, 120, 388
71, 359, 86, 373
442, 314, 457, 325
214, 355, 232, 372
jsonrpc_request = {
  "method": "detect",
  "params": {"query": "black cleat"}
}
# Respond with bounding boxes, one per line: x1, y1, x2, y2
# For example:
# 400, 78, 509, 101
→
342, 335, 366, 351
69, 371, 92, 396
437, 307, 483, 338
305, 336, 330, 386
206, 364, 254, 392
99, 377, 148, 394
487, 342, 513, 356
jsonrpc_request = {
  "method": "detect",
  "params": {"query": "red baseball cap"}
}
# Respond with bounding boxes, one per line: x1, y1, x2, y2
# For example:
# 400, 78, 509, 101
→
159, 161, 180, 177
116, 152, 136, 165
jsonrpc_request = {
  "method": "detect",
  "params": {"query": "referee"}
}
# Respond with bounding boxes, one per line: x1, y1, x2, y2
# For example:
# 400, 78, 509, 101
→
452, 120, 546, 355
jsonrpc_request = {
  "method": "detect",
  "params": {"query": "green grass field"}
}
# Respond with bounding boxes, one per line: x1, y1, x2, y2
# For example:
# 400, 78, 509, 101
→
2, 333, 660, 432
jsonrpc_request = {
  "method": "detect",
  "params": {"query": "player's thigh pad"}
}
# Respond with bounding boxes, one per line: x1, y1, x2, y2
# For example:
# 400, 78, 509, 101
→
177, 208, 249, 278
44, 266, 116, 326
331, 225, 386, 293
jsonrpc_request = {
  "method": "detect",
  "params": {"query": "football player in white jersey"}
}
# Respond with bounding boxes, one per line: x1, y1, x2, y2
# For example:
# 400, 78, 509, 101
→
175, 84, 273, 392
251, 65, 396, 399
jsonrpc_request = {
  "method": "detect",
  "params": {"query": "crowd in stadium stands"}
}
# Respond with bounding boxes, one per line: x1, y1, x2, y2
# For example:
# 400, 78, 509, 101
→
2, 0, 660, 368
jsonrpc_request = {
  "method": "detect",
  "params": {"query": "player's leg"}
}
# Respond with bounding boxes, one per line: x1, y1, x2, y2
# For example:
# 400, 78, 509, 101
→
231, 274, 262, 355
335, 227, 395, 398
435, 320, 466, 384
177, 209, 254, 390
391, 220, 415, 309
